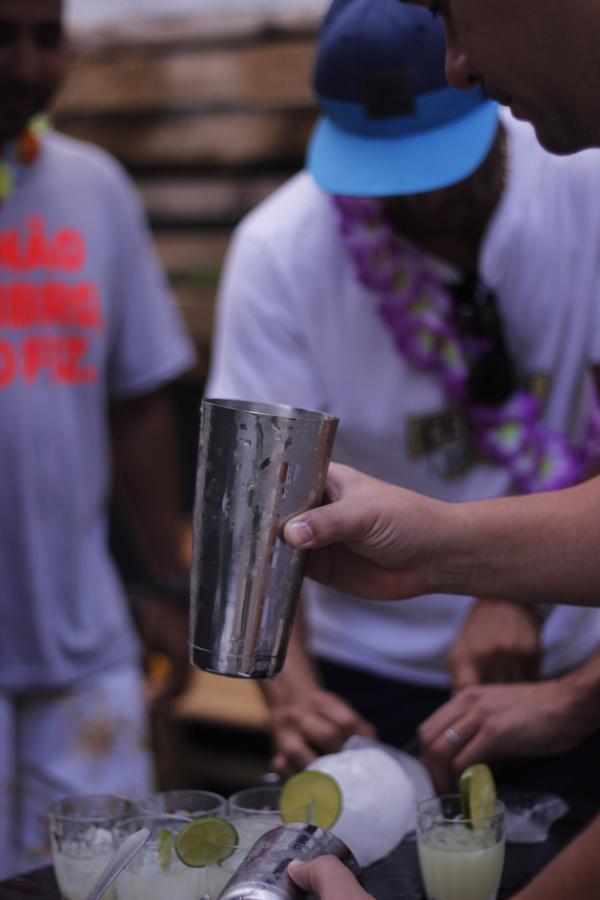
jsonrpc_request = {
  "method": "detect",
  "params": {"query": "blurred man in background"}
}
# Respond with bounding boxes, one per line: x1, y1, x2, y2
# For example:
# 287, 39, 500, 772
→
206, 0, 600, 799
0, 0, 196, 877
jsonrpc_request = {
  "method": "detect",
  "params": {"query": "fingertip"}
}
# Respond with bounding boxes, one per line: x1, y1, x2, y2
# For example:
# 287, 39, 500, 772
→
287, 859, 307, 889
283, 519, 315, 548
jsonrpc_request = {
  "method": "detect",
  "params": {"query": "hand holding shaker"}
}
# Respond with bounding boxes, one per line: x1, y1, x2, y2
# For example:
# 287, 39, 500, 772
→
217, 823, 360, 900
190, 399, 338, 678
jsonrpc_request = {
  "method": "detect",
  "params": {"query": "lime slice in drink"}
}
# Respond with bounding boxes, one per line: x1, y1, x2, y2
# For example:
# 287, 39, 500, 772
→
460, 763, 496, 828
174, 816, 238, 868
158, 829, 174, 872
279, 770, 342, 829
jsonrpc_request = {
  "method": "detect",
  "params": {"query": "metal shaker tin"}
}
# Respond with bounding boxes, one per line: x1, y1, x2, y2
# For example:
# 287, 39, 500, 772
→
190, 399, 338, 679
216, 823, 360, 900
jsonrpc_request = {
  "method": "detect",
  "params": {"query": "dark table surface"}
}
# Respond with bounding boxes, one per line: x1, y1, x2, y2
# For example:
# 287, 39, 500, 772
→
1, 795, 595, 900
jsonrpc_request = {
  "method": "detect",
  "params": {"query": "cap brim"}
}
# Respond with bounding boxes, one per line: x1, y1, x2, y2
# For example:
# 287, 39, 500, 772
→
307, 100, 499, 196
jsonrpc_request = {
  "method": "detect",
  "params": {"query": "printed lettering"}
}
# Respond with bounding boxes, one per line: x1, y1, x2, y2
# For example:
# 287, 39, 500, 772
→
0, 230, 21, 271
23, 336, 55, 383
21, 336, 97, 385
41, 281, 70, 325
53, 228, 86, 271
56, 337, 97, 384
0, 340, 15, 387
72, 282, 103, 329
22, 216, 49, 270
9, 283, 38, 328
0, 218, 86, 273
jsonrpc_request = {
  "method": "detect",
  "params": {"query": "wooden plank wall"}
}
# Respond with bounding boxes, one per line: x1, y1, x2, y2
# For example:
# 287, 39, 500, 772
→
54, 11, 320, 378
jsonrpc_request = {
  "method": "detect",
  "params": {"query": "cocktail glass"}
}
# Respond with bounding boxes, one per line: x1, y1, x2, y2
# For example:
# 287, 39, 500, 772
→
113, 815, 202, 900
205, 791, 313, 900
204, 815, 281, 900
138, 790, 226, 818
416, 795, 505, 900
48, 794, 137, 900
228, 785, 311, 826
135, 794, 226, 900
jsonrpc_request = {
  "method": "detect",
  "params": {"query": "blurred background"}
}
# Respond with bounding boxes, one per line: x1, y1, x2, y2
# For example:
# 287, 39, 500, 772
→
54, 0, 328, 797
66, 0, 328, 28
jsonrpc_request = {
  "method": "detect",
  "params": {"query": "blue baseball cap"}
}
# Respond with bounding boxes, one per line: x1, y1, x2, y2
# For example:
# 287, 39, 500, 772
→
308, 0, 498, 196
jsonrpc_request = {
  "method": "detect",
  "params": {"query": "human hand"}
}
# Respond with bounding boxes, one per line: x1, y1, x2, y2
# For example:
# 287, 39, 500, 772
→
449, 598, 542, 689
283, 463, 454, 600
134, 594, 191, 707
269, 689, 376, 778
288, 857, 373, 900
418, 678, 592, 792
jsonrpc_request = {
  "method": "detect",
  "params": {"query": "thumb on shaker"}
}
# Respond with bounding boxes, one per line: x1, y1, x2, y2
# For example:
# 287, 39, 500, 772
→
288, 857, 373, 899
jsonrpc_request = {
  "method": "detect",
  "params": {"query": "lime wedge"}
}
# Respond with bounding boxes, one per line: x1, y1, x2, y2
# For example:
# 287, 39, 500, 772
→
460, 763, 496, 828
158, 829, 173, 872
279, 770, 342, 829
174, 817, 238, 868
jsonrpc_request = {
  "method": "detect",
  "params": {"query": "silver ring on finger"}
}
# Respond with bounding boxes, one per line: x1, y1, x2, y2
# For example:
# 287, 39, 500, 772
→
443, 727, 462, 746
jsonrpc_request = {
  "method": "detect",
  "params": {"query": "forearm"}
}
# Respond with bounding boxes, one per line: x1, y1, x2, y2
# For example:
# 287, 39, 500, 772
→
110, 389, 189, 582
511, 815, 600, 900
430, 477, 600, 606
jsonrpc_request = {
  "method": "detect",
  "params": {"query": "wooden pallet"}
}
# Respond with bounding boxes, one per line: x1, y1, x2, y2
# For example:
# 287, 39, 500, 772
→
55, 10, 320, 377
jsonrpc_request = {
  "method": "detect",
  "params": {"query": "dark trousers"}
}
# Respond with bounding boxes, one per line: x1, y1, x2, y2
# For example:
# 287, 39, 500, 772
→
316, 657, 600, 804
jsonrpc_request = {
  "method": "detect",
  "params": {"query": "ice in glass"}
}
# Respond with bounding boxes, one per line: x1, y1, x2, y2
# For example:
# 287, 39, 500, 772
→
417, 795, 505, 900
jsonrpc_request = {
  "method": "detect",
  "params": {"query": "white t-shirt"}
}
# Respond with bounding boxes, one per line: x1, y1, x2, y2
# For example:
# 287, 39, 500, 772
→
207, 113, 600, 687
0, 132, 196, 691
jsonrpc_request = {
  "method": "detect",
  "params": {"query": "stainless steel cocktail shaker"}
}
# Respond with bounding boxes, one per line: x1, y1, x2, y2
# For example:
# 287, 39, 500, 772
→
189, 399, 338, 679
217, 823, 359, 900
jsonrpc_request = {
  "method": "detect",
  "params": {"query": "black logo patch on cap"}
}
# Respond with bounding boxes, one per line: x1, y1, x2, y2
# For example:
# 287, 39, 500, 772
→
361, 68, 415, 118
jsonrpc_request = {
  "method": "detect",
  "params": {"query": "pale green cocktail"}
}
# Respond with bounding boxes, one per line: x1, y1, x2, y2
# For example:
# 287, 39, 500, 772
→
417, 796, 505, 900
114, 815, 204, 900
48, 795, 136, 900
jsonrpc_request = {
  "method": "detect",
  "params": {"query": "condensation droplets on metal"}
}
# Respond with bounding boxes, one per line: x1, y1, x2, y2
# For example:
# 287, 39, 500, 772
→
189, 399, 338, 678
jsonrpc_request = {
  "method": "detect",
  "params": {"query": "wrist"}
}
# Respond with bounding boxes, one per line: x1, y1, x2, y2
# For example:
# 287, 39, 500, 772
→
427, 501, 475, 595
260, 671, 321, 708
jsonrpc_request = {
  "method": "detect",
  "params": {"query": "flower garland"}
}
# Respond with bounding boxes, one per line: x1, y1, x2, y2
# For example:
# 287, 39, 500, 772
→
0, 115, 48, 206
334, 194, 600, 493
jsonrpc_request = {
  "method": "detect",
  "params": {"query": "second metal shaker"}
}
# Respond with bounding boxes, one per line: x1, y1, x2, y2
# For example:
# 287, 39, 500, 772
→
217, 823, 360, 900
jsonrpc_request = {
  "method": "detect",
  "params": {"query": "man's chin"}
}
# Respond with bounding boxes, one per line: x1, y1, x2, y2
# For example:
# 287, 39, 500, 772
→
532, 116, 594, 156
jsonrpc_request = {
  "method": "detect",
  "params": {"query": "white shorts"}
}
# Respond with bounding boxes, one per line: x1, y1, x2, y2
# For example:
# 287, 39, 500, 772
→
0, 662, 153, 879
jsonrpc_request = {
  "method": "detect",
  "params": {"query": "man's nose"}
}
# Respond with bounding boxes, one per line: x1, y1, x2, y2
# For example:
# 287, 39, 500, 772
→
444, 40, 480, 91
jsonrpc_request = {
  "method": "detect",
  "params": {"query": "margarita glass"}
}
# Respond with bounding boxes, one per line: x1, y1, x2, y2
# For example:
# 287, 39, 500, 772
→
228, 784, 311, 826
204, 815, 281, 900
138, 790, 226, 818
48, 795, 136, 900
417, 796, 505, 900
202, 786, 313, 898
113, 815, 202, 900
136, 793, 226, 899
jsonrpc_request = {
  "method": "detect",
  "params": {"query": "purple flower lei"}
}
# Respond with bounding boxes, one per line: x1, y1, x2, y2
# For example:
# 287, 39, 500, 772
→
334, 194, 599, 493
